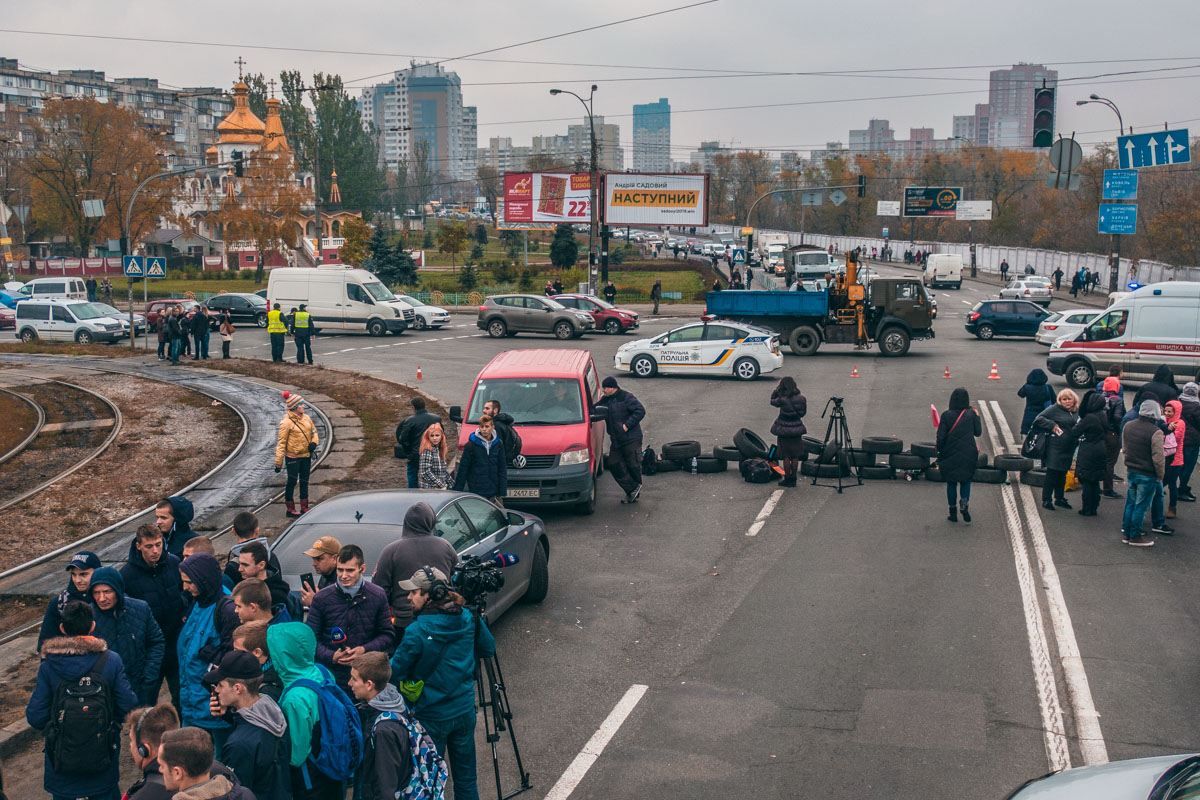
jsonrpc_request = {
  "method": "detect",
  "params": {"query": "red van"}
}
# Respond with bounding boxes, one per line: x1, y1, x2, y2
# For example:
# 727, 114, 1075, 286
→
450, 349, 608, 514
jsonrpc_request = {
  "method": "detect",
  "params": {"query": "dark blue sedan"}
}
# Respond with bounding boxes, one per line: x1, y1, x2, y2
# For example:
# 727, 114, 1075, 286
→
965, 299, 1051, 340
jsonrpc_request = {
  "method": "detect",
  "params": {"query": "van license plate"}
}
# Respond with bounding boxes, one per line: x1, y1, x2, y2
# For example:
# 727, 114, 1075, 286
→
507, 488, 540, 498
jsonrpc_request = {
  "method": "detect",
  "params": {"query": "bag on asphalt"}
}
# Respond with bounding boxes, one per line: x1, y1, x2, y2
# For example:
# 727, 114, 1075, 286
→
740, 458, 774, 484
285, 672, 363, 783
1021, 431, 1048, 461
641, 447, 659, 476
372, 710, 448, 800
46, 651, 116, 774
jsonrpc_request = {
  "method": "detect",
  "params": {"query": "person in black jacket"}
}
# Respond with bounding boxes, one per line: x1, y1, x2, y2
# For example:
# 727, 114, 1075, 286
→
453, 414, 508, 504
483, 399, 519, 464
1033, 389, 1081, 511
1134, 364, 1180, 409
190, 304, 211, 360
205, 650, 292, 800
596, 376, 647, 504
1178, 381, 1200, 502
396, 397, 442, 488
166, 307, 185, 364
1017, 369, 1056, 436
770, 377, 807, 487
157, 727, 255, 800
232, 620, 284, 702
1071, 391, 1109, 516
37, 549, 99, 651
936, 387, 983, 523
124, 703, 181, 800
236, 541, 292, 613
89, 567, 165, 706
155, 496, 197, 559
350, 652, 439, 800
121, 525, 186, 709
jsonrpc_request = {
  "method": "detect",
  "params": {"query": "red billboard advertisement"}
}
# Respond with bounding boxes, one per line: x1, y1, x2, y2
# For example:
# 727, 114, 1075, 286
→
503, 172, 591, 223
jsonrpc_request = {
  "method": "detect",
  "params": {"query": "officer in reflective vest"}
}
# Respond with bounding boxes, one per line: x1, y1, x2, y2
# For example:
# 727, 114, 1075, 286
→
267, 303, 287, 363
292, 303, 313, 365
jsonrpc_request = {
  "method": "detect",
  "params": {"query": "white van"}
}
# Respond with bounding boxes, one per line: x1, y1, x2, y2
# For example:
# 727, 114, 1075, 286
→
922, 254, 963, 289
15, 299, 125, 344
267, 265, 414, 336
1048, 281, 1200, 389
19, 277, 89, 301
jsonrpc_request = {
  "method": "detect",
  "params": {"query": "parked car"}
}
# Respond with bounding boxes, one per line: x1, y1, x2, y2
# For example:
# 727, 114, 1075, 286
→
145, 299, 218, 331
268, 490, 550, 618
552, 294, 639, 335
204, 292, 270, 327
91, 302, 147, 336
922, 253, 964, 289
0, 306, 14, 330
267, 266, 412, 336
393, 294, 451, 330
255, 288, 268, 300
1035, 308, 1100, 346
14, 299, 125, 344
999, 279, 1053, 306
615, 318, 783, 381
965, 299, 1051, 340
0, 289, 25, 309
1005, 752, 1199, 798
477, 294, 595, 339
17, 276, 89, 301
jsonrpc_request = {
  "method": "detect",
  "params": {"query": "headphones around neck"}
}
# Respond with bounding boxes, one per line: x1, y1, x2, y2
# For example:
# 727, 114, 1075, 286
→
135, 707, 151, 758
422, 565, 449, 603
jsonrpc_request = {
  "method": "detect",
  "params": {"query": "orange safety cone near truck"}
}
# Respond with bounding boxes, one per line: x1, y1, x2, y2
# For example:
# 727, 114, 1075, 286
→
417, 365, 423, 381
943, 365, 952, 379
850, 365, 861, 379
987, 360, 1001, 380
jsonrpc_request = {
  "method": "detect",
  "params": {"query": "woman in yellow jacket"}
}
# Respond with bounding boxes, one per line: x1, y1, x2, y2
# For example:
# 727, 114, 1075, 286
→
275, 391, 318, 517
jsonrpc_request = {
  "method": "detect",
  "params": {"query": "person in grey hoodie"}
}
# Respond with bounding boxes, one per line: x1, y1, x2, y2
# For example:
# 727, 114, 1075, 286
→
205, 649, 292, 800
371, 502, 458, 641
1121, 399, 1168, 546
1177, 381, 1200, 502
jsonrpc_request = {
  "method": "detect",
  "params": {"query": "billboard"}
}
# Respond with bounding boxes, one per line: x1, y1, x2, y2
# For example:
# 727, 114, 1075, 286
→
602, 173, 708, 226
902, 186, 962, 218
502, 172, 592, 224
494, 199, 554, 231
955, 201, 993, 221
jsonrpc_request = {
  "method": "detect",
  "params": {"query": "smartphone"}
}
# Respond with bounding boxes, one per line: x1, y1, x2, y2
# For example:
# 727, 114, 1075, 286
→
301, 572, 315, 590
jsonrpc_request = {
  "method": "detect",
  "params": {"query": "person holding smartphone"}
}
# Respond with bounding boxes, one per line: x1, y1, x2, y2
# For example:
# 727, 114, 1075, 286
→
299, 535, 341, 608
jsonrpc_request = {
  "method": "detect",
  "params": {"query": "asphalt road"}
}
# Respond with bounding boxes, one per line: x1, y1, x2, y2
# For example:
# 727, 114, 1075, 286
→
30, 268, 1195, 798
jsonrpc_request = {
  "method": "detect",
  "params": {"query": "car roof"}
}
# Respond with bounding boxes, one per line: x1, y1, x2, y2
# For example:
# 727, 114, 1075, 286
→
286, 489, 464, 526
478, 348, 592, 379
21, 297, 86, 305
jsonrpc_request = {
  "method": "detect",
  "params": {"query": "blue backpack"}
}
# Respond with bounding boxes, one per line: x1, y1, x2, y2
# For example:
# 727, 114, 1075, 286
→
284, 667, 363, 785
373, 710, 448, 800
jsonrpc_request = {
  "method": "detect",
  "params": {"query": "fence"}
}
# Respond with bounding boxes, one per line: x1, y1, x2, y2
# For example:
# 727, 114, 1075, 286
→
410, 287, 688, 307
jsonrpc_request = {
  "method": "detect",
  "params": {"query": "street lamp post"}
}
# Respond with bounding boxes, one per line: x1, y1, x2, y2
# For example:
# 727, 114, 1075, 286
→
550, 85, 598, 294
1076, 95, 1126, 293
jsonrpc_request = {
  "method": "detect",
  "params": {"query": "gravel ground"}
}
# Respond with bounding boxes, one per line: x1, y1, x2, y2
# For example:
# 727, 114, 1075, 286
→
0, 392, 38, 457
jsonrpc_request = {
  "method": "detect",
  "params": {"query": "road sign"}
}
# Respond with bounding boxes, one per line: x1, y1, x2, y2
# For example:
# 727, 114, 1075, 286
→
902, 186, 961, 217
876, 200, 901, 217
732, 248, 746, 264
829, 189, 847, 207
955, 201, 993, 221
1117, 129, 1190, 169
881, 227, 890, 238
1098, 204, 1137, 235
1049, 137, 1083, 173
1046, 172, 1082, 190
740, 226, 754, 236
145, 257, 167, 278
800, 191, 822, 206
1102, 169, 1138, 200
122, 255, 144, 277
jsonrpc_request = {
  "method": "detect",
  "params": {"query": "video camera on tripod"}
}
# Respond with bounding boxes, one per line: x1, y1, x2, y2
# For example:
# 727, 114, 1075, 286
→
813, 395, 864, 493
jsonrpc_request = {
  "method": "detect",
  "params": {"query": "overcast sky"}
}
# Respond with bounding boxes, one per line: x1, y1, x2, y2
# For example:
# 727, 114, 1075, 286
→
6, 0, 1199, 159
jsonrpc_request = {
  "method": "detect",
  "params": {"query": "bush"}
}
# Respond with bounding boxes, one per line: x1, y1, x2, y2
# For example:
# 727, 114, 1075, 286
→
422, 230, 434, 248
518, 269, 534, 291
241, 269, 257, 280
492, 260, 515, 284
459, 263, 478, 292
470, 242, 485, 260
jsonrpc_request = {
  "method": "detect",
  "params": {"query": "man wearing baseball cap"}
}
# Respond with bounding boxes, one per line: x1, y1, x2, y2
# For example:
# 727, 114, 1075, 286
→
204, 650, 291, 800
299, 535, 341, 607
38, 550, 101, 651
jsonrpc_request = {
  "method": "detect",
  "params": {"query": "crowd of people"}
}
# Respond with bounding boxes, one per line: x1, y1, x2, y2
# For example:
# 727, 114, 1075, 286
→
155, 305, 221, 365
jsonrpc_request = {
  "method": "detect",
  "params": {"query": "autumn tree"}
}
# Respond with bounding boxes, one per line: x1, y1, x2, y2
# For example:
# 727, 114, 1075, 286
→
338, 216, 372, 266
213, 149, 308, 282
24, 98, 176, 256
436, 222, 469, 268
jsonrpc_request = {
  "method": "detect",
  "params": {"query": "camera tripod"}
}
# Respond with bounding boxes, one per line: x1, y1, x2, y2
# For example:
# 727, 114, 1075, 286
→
813, 396, 863, 493
470, 594, 532, 800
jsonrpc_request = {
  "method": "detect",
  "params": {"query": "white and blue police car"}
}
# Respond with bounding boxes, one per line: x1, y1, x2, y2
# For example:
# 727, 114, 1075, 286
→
614, 315, 784, 381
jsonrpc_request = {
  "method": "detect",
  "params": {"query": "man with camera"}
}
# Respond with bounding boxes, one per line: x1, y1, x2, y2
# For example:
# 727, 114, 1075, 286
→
390, 567, 495, 800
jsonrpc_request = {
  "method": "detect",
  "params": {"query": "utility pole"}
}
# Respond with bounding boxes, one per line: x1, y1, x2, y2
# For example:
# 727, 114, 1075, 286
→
1076, 94, 1127, 293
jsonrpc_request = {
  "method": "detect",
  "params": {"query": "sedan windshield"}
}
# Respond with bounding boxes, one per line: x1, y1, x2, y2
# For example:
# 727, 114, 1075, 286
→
363, 281, 396, 302
468, 378, 583, 424
397, 295, 425, 307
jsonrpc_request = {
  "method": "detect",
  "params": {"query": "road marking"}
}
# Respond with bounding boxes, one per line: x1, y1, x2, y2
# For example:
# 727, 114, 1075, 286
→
746, 489, 785, 537
987, 400, 1109, 765
543, 684, 649, 800
976, 400, 1072, 772
961, 300, 973, 305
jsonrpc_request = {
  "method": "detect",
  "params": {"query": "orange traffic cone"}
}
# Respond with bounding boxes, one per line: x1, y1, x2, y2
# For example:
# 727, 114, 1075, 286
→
416, 365, 423, 381
987, 360, 1001, 381
943, 365, 952, 379
850, 365, 861, 379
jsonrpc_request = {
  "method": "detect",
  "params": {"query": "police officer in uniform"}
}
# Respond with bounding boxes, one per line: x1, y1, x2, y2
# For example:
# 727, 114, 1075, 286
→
266, 303, 287, 363
292, 304, 313, 365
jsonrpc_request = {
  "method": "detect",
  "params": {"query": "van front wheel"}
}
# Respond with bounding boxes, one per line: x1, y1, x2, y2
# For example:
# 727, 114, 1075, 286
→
1065, 359, 1095, 390
367, 319, 387, 337
75, 330, 94, 345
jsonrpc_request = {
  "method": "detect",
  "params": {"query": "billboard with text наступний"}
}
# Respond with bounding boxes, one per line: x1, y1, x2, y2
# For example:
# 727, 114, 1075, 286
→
602, 173, 708, 226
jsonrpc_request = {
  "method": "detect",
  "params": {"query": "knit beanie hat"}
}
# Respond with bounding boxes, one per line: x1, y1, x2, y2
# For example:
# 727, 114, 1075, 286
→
1139, 399, 1163, 420
602, 376, 619, 390
1101, 376, 1121, 393
283, 391, 304, 411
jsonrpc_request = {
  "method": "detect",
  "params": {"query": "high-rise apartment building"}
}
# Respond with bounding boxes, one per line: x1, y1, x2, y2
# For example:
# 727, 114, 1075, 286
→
987, 64, 1057, 148
689, 141, 729, 173
632, 97, 670, 172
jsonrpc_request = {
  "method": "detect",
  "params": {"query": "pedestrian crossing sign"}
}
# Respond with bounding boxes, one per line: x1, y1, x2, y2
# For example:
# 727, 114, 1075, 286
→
145, 257, 166, 278
122, 255, 144, 277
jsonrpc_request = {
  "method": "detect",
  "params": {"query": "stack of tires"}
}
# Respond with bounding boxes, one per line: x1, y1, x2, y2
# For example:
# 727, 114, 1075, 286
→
659, 428, 772, 474
924, 450, 1034, 484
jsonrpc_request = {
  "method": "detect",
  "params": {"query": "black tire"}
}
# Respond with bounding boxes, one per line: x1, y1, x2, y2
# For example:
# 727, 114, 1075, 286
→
631, 354, 657, 378
802, 461, 849, 478
733, 428, 769, 460
75, 330, 94, 345
732, 357, 760, 381
1020, 469, 1047, 487
850, 450, 877, 467
977, 452, 990, 468
976, 323, 995, 341
255, 313, 268, 328
553, 320, 575, 340
994, 454, 1035, 472
860, 465, 897, 480
662, 440, 701, 461
819, 440, 842, 464
19, 328, 37, 343
416, 316, 429, 330
575, 476, 596, 515
604, 318, 622, 335
878, 326, 911, 357
695, 456, 727, 474
487, 318, 507, 338
975, 466, 1008, 484
367, 318, 388, 337
788, 324, 821, 356
656, 458, 681, 473
522, 541, 549, 603
1064, 359, 1095, 390
889, 452, 929, 470
801, 435, 824, 455
925, 464, 945, 482
862, 436, 903, 455
910, 441, 938, 459
712, 445, 742, 461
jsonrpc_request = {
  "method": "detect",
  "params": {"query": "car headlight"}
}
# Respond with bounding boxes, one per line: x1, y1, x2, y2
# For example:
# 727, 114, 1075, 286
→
560, 447, 589, 466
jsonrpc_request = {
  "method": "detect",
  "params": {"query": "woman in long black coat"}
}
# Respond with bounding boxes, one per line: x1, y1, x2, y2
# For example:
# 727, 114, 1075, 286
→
1032, 389, 1080, 511
936, 387, 983, 523
770, 376, 807, 487
1070, 390, 1109, 516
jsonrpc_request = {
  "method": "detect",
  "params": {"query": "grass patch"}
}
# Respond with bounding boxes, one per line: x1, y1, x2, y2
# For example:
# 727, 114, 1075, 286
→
0, 341, 144, 357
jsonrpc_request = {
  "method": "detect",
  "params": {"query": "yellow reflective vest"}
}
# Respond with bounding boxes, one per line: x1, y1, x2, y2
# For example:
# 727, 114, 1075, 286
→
266, 309, 287, 334
292, 310, 311, 330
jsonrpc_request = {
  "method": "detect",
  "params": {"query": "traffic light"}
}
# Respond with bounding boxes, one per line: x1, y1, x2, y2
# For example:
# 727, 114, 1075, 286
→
857, 174, 867, 198
231, 150, 244, 177
1032, 87, 1055, 148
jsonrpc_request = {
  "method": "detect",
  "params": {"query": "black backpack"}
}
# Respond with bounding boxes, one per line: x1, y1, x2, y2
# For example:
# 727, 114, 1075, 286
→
641, 447, 659, 476
46, 651, 117, 775
740, 458, 775, 484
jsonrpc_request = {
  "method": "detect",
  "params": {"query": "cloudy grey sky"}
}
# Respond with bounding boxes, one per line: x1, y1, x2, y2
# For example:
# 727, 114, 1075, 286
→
5, 0, 1199, 158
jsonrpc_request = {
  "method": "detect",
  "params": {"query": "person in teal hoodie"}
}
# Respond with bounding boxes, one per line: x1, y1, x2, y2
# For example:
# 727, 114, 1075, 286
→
390, 567, 495, 800
178, 553, 236, 754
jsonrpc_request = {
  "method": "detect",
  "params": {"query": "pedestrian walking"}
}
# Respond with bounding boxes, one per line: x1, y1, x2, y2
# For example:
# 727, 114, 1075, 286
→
1017, 368, 1056, 436
38, 550, 100, 652
1070, 271, 1081, 298
745, 265, 754, 289
101, 277, 113, 305
936, 388, 983, 523
220, 311, 235, 359
306, 544, 395, 693
88, 567, 165, 706
1000, 260, 1009, 281
1177, 382, 1200, 502
121, 526, 185, 709
267, 303, 287, 363
275, 391, 318, 518
596, 376, 645, 504
650, 280, 661, 315
1164, 400, 1187, 518
603, 281, 616, 304
166, 307, 185, 365
27, 600, 139, 800
293, 303, 313, 364
1121, 400, 1168, 545
1051, 266, 1062, 287
372, 503, 457, 644
178, 553, 237, 752
452, 414, 507, 505
156, 727, 256, 800
191, 304, 211, 360
396, 396, 441, 489
1101, 376, 1126, 498
1071, 391, 1109, 516
418, 423, 454, 489
1091, 270, 1102, 293
1033, 389, 1080, 511
770, 377, 806, 488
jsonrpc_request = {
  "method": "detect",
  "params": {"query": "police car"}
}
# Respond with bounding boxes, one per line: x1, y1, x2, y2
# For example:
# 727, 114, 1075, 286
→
614, 316, 784, 380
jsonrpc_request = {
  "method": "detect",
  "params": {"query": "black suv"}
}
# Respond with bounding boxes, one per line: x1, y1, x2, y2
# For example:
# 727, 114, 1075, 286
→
965, 299, 1050, 340
204, 293, 270, 327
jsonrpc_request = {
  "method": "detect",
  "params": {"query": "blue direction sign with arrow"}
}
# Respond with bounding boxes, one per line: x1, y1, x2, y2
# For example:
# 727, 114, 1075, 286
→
1117, 129, 1190, 169
122, 255, 144, 277
1098, 204, 1137, 235
145, 256, 167, 278
1102, 169, 1138, 200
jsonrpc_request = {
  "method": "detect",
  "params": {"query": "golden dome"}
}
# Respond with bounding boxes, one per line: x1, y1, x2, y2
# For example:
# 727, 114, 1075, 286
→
262, 97, 291, 153
217, 80, 266, 145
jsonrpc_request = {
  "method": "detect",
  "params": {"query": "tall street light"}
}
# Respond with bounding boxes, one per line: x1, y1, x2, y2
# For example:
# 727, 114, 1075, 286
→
550, 85, 598, 294
1076, 94, 1126, 293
